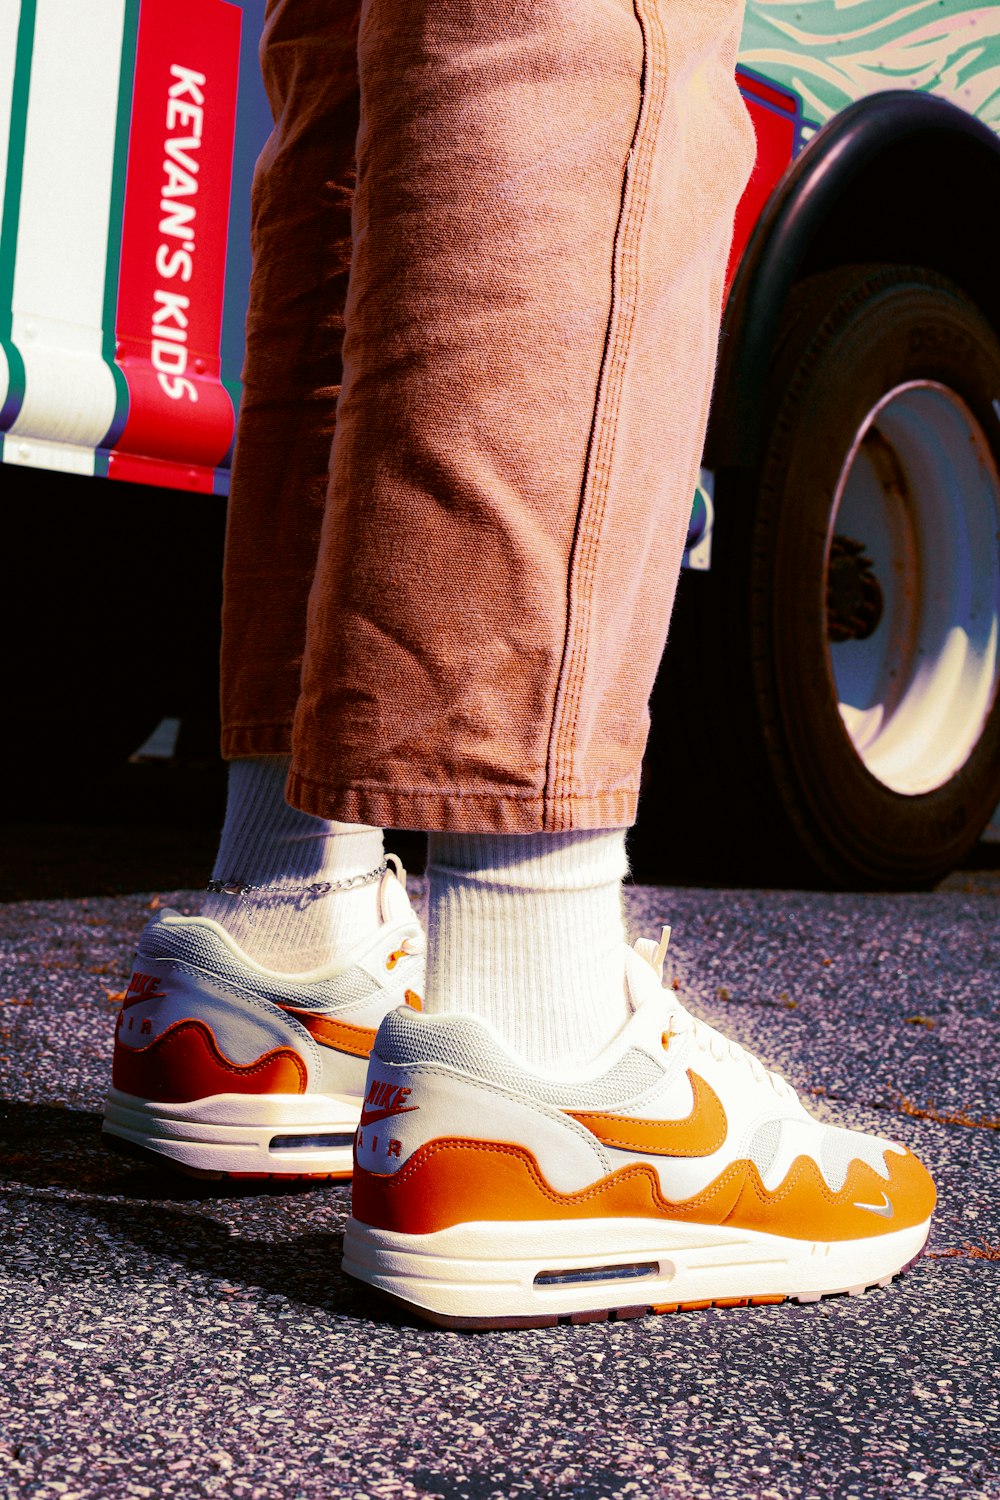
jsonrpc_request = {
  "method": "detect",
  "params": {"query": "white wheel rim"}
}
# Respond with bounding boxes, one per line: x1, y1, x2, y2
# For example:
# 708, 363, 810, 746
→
825, 382, 1000, 796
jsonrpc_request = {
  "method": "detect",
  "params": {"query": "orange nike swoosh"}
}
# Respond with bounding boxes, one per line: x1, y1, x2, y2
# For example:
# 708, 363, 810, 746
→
566, 1070, 727, 1157
280, 1008, 377, 1059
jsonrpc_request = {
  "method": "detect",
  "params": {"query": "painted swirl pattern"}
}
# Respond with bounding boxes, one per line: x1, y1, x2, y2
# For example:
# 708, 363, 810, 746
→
741, 1, 1000, 130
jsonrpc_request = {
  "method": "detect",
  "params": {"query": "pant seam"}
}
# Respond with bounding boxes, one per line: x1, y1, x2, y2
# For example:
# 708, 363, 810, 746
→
558, 0, 666, 822
543, 0, 664, 831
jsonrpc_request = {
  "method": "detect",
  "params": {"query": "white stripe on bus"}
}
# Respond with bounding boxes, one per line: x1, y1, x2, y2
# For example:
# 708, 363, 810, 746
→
5, 435, 98, 476
7, 0, 126, 460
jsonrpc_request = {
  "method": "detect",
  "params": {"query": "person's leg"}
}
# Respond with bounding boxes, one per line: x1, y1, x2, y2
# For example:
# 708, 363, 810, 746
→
294, 0, 936, 1320
203, 756, 384, 971
288, 0, 750, 838
210, 0, 395, 975
220, 0, 359, 767
102, 1, 424, 1181
426, 830, 630, 1069
285, 0, 754, 1071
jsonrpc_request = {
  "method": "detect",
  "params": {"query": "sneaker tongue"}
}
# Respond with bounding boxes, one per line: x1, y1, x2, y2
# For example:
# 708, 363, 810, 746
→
632, 926, 671, 980
378, 862, 413, 925
625, 931, 690, 1028
632, 936, 662, 973
624, 942, 666, 1010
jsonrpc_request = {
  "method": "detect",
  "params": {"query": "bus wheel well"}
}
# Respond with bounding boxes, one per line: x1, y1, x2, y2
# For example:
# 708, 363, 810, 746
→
799, 135, 1000, 325
709, 91, 1000, 469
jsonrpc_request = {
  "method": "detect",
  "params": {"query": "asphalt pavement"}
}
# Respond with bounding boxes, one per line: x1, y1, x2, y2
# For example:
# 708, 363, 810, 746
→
0, 871, 997, 1500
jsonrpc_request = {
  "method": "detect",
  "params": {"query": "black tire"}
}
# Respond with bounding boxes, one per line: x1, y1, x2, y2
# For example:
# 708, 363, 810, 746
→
640, 264, 1000, 889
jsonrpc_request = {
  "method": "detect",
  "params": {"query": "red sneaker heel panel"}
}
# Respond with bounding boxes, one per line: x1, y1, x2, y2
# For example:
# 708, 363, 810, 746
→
112, 1017, 308, 1102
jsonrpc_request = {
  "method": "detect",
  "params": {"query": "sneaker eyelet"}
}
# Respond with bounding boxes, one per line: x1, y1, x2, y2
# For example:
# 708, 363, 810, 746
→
385, 948, 405, 971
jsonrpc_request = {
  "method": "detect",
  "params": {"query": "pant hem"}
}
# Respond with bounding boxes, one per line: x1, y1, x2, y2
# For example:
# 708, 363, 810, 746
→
285, 771, 636, 834
221, 724, 294, 760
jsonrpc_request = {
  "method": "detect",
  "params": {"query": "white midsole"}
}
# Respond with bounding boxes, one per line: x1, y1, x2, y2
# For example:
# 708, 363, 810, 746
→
342, 1215, 931, 1320
102, 1088, 361, 1174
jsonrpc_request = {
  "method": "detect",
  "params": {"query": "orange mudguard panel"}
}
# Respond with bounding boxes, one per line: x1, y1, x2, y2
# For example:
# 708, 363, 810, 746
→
353, 1137, 935, 1242
113, 1017, 308, 1102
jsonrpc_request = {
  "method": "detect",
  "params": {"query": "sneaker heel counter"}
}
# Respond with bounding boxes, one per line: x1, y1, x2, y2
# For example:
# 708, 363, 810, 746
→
111, 958, 175, 1094
112, 960, 173, 1051
354, 1056, 424, 1184
111, 960, 310, 1104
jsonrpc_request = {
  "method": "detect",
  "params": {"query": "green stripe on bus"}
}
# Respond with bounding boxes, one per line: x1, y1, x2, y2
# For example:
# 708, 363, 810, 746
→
0, 0, 36, 431
99, 0, 140, 449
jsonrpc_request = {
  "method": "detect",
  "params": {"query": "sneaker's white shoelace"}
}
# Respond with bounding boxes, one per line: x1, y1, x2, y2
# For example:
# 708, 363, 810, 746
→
663, 1001, 796, 1101
638, 930, 796, 1103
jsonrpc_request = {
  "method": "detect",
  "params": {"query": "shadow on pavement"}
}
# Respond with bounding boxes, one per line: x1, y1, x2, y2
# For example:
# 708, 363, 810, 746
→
0, 1098, 420, 1328
0, 1099, 331, 1199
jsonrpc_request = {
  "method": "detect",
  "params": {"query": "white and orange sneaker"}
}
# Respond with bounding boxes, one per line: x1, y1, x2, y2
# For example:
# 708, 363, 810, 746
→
344, 932, 935, 1328
102, 860, 424, 1181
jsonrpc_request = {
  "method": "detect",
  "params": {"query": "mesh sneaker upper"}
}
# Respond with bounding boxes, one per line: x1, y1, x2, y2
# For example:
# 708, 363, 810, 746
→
139, 911, 415, 1014
375, 1005, 663, 1107
820, 1124, 893, 1191
747, 1117, 783, 1176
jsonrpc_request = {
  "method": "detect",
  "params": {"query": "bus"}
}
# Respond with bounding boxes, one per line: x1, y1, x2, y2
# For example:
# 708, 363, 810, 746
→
2, 0, 998, 886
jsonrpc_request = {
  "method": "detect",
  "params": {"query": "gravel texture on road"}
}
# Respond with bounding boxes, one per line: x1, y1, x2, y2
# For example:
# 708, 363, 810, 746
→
0, 876, 997, 1500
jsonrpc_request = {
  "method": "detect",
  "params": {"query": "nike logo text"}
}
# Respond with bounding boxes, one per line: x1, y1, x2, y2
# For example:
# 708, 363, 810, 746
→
854, 1191, 894, 1218
360, 1079, 419, 1128
123, 972, 167, 1008
566, 1071, 727, 1158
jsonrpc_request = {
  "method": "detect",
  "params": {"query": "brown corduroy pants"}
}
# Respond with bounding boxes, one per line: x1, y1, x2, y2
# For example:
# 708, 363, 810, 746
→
220, 0, 755, 833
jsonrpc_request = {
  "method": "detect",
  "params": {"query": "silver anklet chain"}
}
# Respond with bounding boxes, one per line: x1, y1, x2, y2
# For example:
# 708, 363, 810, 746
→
206, 858, 388, 925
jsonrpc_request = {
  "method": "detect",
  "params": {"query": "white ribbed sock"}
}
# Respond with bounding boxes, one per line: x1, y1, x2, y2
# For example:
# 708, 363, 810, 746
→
425, 829, 631, 1071
202, 756, 385, 971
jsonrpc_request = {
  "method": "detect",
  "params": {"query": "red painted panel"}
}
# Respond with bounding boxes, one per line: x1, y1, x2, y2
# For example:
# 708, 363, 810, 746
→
110, 0, 241, 483
108, 451, 215, 492
724, 88, 798, 303
738, 71, 799, 118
